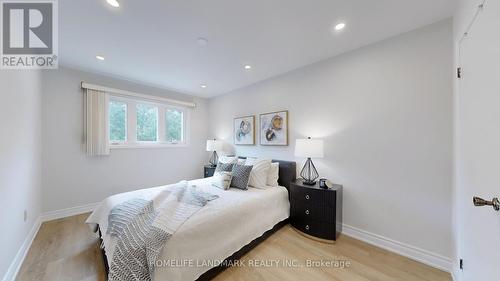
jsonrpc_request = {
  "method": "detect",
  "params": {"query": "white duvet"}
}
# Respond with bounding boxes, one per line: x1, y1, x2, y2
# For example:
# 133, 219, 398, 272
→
86, 177, 290, 281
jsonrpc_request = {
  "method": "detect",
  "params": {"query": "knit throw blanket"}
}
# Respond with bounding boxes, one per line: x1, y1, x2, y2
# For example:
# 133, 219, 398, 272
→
106, 182, 218, 281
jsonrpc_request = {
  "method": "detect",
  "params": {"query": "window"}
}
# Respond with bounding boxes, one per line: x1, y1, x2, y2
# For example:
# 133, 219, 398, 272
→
107, 96, 188, 147
109, 100, 127, 143
136, 103, 158, 142
166, 109, 183, 143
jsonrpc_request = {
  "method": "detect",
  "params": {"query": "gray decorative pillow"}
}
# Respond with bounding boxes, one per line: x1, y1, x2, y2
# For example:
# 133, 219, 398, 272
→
230, 164, 253, 190
215, 162, 233, 174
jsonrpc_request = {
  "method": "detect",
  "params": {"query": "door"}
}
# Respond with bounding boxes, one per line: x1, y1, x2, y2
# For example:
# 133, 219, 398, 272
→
457, 0, 500, 280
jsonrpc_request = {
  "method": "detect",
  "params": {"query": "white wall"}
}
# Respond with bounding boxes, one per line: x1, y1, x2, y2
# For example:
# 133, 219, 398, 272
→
41, 67, 210, 212
453, 1, 500, 280
209, 20, 453, 263
0, 71, 42, 279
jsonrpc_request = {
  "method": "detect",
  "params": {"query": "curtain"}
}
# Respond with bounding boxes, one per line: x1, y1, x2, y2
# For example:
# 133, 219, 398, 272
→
85, 89, 110, 156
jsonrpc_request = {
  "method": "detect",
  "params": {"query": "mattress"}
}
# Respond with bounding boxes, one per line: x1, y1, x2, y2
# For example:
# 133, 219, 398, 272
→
86, 177, 290, 281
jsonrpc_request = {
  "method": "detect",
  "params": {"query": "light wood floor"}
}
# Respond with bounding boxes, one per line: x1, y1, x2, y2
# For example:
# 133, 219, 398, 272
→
16, 213, 451, 281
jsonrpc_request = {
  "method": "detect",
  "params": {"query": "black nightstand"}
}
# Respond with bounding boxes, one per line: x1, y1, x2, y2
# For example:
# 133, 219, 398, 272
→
289, 179, 342, 242
204, 165, 216, 178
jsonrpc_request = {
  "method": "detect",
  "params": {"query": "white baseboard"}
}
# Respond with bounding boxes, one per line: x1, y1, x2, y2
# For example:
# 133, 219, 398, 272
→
2, 217, 41, 281
40, 202, 100, 222
342, 224, 452, 273
2, 202, 100, 281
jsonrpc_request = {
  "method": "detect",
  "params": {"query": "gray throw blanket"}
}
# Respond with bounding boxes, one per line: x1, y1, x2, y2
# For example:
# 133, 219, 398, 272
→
106, 182, 218, 281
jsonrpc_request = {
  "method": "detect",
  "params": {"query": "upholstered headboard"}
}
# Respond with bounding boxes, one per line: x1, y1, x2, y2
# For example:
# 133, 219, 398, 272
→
272, 159, 297, 190
236, 157, 297, 189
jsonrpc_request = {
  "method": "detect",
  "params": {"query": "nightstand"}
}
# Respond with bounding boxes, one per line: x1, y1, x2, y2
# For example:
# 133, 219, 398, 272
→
289, 179, 342, 242
204, 165, 216, 178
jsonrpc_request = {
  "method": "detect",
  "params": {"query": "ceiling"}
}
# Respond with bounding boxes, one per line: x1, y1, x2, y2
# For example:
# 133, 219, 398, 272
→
59, 0, 455, 98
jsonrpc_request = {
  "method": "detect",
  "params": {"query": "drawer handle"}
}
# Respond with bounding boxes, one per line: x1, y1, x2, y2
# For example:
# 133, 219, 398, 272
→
305, 194, 310, 200
305, 209, 310, 215
305, 225, 310, 230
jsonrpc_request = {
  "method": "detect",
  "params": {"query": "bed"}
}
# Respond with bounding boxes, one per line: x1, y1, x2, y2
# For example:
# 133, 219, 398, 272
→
86, 159, 296, 281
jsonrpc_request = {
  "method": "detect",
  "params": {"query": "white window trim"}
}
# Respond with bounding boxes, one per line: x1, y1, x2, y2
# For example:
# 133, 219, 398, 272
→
108, 95, 190, 149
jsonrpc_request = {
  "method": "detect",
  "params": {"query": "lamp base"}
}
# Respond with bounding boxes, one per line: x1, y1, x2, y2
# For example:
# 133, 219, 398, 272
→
300, 158, 319, 185
208, 151, 218, 166
302, 180, 317, 186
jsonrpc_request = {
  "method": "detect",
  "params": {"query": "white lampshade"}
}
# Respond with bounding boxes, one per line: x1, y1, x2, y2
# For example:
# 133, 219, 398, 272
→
295, 138, 324, 158
206, 139, 222, 152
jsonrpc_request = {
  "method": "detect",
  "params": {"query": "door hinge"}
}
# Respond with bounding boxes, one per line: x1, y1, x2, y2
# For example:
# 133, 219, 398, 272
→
459, 258, 464, 270
457, 67, 462, 79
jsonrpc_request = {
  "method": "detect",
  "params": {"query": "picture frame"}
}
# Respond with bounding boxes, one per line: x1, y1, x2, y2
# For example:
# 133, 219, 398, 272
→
234, 115, 255, 145
259, 110, 288, 146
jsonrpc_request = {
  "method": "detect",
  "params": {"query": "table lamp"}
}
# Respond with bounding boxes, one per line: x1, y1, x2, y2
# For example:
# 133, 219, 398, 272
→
295, 137, 324, 185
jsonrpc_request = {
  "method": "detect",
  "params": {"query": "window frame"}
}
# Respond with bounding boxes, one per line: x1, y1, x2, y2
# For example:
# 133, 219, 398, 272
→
108, 95, 189, 149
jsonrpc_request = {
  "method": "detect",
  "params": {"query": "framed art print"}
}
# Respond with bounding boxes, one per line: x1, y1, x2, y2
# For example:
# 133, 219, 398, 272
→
259, 110, 288, 146
234, 115, 255, 145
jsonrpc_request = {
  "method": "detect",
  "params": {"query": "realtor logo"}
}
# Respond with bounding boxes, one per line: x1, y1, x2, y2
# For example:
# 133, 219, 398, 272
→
1, 0, 58, 69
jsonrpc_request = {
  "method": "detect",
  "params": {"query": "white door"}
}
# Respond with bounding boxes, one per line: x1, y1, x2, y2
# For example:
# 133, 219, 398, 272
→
457, 1, 500, 280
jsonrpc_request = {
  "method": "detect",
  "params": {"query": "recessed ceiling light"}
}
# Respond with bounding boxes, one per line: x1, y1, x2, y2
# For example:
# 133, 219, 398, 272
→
334, 22, 346, 31
244, 65, 252, 70
196, 37, 208, 46
200, 84, 207, 89
106, 0, 120, 8
96, 55, 105, 61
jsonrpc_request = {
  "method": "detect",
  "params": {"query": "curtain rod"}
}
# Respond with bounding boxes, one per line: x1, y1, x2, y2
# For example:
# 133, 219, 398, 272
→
81, 82, 196, 108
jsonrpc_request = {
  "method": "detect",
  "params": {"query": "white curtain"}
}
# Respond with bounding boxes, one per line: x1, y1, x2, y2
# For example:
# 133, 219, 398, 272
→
85, 89, 110, 156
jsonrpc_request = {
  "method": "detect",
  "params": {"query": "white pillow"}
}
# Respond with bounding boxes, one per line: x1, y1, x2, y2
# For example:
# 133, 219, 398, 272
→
212, 171, 232, 190
266, 162, 279, 187
245, 158, 272, 188
218, 155, 237, 164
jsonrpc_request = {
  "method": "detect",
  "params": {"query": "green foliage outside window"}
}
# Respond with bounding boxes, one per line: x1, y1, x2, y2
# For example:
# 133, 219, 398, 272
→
166, 109, 183, 142
137, 104, 158, 141
109, 101, 183, 144
109, 101, 126, 142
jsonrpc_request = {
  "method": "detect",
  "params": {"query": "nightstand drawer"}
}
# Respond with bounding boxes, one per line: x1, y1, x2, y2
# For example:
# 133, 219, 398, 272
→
291, 218, 335, 240
290, 199, 334, 223
290, 184, 335, 207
